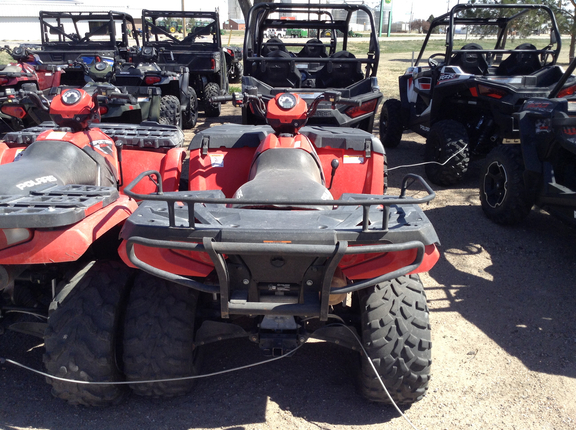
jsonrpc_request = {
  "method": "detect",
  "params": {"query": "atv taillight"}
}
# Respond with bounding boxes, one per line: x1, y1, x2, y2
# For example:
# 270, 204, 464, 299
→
0, 77, 8, 85
0, 228, 33, 251
144, 76, 161, 85
1, 105, 26, 119
558, 84, 576, 99
345, 99, 378, 118
211, 59, 216, 70
478, 85, 508, 99
99, 106, 109, 115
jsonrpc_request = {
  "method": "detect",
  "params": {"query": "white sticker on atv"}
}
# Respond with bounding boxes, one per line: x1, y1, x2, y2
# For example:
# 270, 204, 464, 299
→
13, 148, 24, 162
16, 175, 58, 190
46, 131, 68, 140
92, 140, 114, 155
343, 155, 364, 164
210, 154, 224, 167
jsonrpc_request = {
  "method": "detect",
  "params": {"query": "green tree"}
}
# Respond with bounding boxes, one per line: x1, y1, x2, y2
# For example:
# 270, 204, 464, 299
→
470, 0, 576, 61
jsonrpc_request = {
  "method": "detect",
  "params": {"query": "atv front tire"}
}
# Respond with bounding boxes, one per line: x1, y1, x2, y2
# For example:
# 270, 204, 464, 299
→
204, 82, 221, 117
160, 95, 182, 127
480, 144, 534, 224
43, 261, 133, 406
425, 120, 470, 186
182, 86, 199, 129
358, 275, 431, 405
123, 272, 202, 398
379, 99, 404, 148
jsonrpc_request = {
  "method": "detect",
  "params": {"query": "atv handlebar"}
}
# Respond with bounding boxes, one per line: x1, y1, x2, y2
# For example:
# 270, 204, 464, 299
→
0, 90, 50, 112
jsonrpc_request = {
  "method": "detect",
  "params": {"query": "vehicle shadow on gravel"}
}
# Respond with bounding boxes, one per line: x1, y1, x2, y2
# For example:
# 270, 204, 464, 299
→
386, 132, 576, 379
1, 333, 409, 429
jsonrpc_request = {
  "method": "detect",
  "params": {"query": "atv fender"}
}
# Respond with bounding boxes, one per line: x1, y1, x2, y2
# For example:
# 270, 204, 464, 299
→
0, 195, 137, 265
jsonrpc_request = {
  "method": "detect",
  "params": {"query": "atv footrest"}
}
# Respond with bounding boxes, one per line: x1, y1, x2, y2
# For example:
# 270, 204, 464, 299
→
0, 185, 119, 228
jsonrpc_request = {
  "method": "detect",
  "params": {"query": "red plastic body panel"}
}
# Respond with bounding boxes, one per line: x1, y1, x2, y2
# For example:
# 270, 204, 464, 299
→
0, 195, 137, 265
119, 147, 185, 194
267, 94, 307, 124
0, 142, 26, 165
36, 68, 62, 90
188, 136, 383, 198
189, 146, 255, 197
119, 244, 214, 277
340, 244, 439, 280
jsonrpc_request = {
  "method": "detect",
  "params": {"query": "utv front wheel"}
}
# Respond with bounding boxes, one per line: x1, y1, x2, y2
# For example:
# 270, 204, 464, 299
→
182, 86, 199, 129
43, 261, 133, 406
123, 272, 202, 398
480, 144, 533, 224
379, 99, 404, 148
160, 95, 182, 127
204, 82, 221, 117
358, 275, 431, 405
425, 120, 470, 186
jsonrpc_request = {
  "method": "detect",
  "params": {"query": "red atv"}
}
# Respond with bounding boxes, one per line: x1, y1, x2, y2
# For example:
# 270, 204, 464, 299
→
0, 45, 63, 131
119, 88, 440, 405
0, 87, 186, 405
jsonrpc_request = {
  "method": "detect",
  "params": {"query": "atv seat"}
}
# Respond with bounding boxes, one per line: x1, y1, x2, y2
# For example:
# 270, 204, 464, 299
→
496, 43, 542, 76
451, 43, 488, 75
233, 148, 333, 209
316, 51, 364, 88
251, 50, 302, 88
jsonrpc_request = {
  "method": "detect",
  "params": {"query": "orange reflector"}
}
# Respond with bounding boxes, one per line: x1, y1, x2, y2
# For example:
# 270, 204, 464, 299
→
1, 105, 26, 119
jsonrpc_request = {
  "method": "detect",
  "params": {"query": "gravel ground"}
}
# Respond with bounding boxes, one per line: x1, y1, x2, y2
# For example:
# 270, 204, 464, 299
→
1, 99, 576, 430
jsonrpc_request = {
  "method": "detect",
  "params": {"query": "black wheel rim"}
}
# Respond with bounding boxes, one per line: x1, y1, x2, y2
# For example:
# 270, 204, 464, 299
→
483, 160, 508, 208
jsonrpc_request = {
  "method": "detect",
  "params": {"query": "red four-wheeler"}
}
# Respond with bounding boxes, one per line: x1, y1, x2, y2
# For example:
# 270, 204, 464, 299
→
0, 87, 186, 405
0, 45, 63, 131
380, 4, 575, 186
117, 88, 440, 405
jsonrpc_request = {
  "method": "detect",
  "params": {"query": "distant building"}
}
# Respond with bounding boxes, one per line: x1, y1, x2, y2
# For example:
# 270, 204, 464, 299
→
223, 19, 245, 31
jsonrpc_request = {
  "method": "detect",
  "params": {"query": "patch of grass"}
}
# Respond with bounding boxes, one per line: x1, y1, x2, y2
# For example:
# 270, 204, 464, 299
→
0, 51, 12, 65
229, 85, 241, 94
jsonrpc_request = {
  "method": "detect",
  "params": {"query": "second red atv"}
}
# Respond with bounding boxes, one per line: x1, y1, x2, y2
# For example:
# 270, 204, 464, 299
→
0, 87, 186, 405
118, 88, 440, 405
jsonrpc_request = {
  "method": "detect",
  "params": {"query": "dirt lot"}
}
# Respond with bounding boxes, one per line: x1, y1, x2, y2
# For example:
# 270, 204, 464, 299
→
2, 64, 576, 430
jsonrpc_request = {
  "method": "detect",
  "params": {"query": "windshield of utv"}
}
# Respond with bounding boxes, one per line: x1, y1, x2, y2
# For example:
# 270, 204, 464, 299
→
244, 4, 379, 89
417, 4, 561, 76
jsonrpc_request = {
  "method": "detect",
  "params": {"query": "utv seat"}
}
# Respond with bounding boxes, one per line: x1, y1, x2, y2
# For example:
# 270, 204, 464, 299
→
316, 51, 364, 88
251, 50, 302, 88
451, 43, 489, 75
261, 37, 287, 56
496, 43, 542, 76
297, 39, 327, 58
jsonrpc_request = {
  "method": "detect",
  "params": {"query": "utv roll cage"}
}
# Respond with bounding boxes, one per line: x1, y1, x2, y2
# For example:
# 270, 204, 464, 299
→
416, 4, 561, 70
244, 2, 380, 80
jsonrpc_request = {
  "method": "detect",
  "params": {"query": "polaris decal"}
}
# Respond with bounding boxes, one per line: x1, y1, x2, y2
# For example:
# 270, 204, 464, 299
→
210, 154, 224, 167
524, 101, 554, 112
438, 73, 458, 83
92, 140, 114, 155
16, 175, 58, 190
